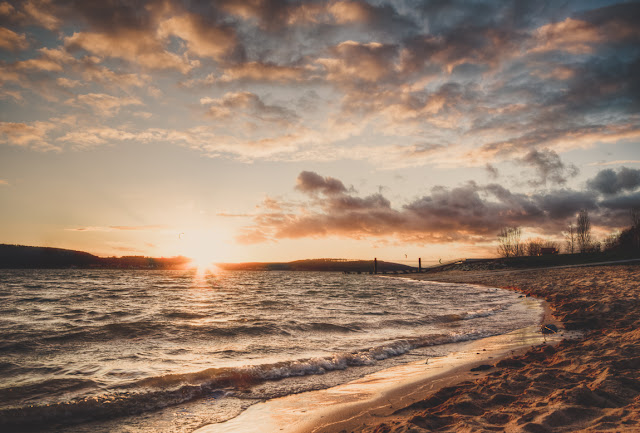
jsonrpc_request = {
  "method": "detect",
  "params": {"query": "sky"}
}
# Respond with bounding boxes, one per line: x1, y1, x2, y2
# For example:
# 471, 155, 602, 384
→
1, 0, 639, 265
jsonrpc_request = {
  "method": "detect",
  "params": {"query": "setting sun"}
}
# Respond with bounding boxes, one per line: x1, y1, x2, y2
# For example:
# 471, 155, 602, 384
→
178, 231, 222, 271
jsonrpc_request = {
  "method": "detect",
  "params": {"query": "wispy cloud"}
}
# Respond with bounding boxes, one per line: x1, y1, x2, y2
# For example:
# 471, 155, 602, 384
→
65, 225, 169, 232
589, 160, 640, 166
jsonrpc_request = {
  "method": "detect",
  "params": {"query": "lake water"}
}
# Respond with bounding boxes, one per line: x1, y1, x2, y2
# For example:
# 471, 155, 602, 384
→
0, 269, 542, 432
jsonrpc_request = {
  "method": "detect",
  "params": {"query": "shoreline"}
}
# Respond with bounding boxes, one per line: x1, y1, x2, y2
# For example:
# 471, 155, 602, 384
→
194, 324, 564, 433
195, 262, 640, 433
332, 263, 640, 432
193, 283, 562, 433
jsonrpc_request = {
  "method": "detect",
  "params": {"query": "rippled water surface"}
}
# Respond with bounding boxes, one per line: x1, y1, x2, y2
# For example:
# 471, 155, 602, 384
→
0, 269, 542, 431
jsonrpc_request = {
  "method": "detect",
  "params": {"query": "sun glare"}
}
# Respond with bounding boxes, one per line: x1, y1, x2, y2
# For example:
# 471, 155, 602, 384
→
178, 232, 222, 274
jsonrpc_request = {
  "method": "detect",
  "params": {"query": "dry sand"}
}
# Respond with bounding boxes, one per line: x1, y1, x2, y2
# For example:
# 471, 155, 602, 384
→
325, 263, 640, 433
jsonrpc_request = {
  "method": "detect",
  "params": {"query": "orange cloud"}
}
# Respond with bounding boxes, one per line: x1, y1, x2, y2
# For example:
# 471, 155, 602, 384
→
0, 27, 28, 51
56, 77, 82, 88
14, 48, 74, 72
65, 30, 195, 73
327, 1, 375, 24
157, 13, 236, 60
0, 121, 59, 150
79, 64, 150, 89
65, 225, 168, 232
67, 93, 143, 116
23, 0, 60, 30
531, 18, 602, 54
317, 40, 398, 83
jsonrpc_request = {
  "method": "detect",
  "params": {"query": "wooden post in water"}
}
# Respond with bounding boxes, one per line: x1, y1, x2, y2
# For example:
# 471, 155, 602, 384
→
374, 257, 377, 274
419, 257, 422, 272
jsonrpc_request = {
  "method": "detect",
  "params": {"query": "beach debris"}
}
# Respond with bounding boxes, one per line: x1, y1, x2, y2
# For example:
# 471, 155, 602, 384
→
541, 324, 559, 334
470, 364, 492, 372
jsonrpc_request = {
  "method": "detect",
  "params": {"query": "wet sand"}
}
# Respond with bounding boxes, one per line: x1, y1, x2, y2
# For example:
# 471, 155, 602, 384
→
194, 316, 565, 433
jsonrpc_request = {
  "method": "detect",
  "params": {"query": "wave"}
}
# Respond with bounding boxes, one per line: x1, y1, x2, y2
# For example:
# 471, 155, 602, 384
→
298, 322, 363, 333
1, 303, 511, 354
0, 378, 99, 406
0, 330, 494, 431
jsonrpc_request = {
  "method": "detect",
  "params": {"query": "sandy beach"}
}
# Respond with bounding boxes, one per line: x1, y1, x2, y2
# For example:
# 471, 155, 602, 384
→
317, 262, 640, 432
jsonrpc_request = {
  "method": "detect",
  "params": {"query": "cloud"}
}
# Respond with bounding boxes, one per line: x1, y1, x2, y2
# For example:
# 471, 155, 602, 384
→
56, 77, 82, 88
218, 62, 313, 83
318, 40, 399, 84
530, 18, 603, 54
485, 163, 499, 179
65, 225, 168, 232
0, 121, 59, 150
23, 0, 60, 30
51, 124, 308, 159
2, 0, 639, 174
68, 93, 143, 116
599, 191, 640, 212
201, 91, 298, 126
217, 0, 415, 32
79, 63, 150, 89
157, 13, 237, 60
239, 170, 638, 245
0, 179, 8, 185
588, 160, 640, 167
295, 171, 348, 195
520, 148, 579, 186
587, 167, 640, 196
0, 2, 16, 17
64, 30, 195, 73
13, 47, 74, 72
0, 26, 27, 51
56, 126, 144, 149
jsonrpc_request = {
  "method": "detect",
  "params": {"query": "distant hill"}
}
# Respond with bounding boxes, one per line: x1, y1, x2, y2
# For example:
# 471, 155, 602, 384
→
217, 258, 415, 273
0, 244, 190, 269
0, 244, 101, 268
0, 245, 416, 272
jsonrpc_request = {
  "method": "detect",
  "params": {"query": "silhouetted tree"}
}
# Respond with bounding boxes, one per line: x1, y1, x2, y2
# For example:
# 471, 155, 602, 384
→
632, 208, 640, 250
577, 209, 592, 253
604, 231, 620, 251
498, 226, 522, 258
563, 224, 577, 254
526, 238, 543, 256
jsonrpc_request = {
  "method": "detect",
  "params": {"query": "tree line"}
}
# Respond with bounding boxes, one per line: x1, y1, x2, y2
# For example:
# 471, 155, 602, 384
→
497, 208, 640, 258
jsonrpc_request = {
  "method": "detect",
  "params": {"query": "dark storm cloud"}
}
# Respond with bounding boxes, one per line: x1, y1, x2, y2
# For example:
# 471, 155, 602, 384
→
587, 167, 640, 196
599, 192, 640, 211
240, 171, 630, 245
